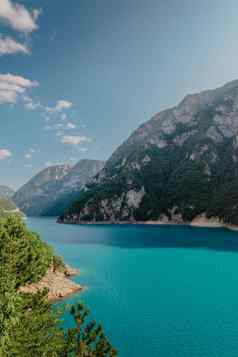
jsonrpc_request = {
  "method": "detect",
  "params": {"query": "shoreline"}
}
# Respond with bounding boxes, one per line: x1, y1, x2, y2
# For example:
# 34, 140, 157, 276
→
58, 216, 238, 232
19, 264, 82, 302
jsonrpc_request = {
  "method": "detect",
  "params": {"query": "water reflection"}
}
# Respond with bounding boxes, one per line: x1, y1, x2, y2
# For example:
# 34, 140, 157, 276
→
28, 218, 238, 253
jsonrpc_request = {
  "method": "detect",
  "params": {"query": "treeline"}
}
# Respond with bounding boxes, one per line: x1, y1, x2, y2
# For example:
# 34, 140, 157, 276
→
61, 115, 238, 225
0, 214, 117, 356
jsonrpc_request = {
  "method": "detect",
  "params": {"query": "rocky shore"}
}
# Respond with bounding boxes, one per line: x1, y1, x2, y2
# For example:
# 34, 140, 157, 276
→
58, 213, 238, 231
19, 264, 82, 302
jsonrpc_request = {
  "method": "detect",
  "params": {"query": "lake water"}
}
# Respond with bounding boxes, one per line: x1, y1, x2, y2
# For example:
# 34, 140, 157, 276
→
28, 217, 238, 357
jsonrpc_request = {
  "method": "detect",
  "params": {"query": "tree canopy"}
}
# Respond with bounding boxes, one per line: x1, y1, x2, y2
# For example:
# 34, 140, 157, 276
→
0, 215, 117, 357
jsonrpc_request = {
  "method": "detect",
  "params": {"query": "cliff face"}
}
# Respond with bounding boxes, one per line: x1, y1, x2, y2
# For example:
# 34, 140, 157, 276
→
13, 160, 104, 216
60, 79, 238, 225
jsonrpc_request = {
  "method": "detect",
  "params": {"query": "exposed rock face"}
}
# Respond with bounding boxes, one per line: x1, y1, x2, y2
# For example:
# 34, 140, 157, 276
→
60, 79, 238, 225
19, 265, 81, 302
13, 160, 104, 216
190, 214, 223, 228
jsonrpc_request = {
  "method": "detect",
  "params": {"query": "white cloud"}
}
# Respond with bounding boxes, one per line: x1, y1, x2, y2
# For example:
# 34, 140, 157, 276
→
0, 0, 40, 33
61, 135, 92, 145
66, 122, 76, 129
24, 153, 32, 160
24, 97, 40, 110
24, 147, 35, 160
47, 100, 72, 113
0, 35, 29, 55
0, 73, 38, 104
0, 148, 12, 159
78, 147, 88, 153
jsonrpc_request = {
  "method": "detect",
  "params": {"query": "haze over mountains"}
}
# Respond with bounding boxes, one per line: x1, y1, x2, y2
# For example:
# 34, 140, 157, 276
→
58, 79, 238, 226
0, 185, 15, 200
13, 160, 104, 216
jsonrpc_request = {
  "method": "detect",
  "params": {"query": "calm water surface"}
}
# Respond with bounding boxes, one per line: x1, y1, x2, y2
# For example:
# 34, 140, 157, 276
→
28, 217, 238, 357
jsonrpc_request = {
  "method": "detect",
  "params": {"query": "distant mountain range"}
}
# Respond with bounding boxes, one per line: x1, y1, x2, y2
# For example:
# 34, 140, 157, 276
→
58, 79, 238, 226
13, 160, 104, 216
0, 185, 23, 216
0, 185, 15, 199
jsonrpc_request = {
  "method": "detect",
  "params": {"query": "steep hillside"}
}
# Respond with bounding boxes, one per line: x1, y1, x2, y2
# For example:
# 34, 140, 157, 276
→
0, 197, 24, 218
13, 164, 72, 216
44, 159, 105, 216
0, 197, 18, 211
13, 160, 104, 216
60, 79, 238, 225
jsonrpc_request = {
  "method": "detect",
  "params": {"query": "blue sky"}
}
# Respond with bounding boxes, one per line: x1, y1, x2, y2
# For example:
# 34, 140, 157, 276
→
0, 0, 238, 188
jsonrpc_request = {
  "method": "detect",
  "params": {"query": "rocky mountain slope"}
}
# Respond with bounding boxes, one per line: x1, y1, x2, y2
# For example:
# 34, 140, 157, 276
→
59, 79, 238, 225
0, 185, 15, 199
13, 160, 104, 216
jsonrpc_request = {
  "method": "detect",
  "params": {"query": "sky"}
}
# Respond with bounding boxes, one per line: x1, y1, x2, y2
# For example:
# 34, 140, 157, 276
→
0, 0, 238, 189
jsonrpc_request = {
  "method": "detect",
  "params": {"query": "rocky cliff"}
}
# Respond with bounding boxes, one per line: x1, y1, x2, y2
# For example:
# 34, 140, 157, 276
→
60, 79, 238, 225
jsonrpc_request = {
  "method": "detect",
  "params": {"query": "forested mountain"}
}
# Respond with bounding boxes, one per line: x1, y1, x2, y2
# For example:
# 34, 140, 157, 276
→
13, 160, 104, 216
60, 79, 238, 225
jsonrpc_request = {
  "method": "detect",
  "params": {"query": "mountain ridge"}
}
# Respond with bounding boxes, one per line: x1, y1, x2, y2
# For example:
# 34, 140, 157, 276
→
59, 79, 238, 225
13, 160, 104, 216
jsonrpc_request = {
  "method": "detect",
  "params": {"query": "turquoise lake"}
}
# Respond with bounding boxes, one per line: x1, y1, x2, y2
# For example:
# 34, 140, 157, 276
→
28, 217, 238, 357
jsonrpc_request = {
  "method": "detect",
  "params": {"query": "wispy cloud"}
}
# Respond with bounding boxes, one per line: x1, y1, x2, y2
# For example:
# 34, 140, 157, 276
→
0, 148, 12, 159
66, 122, 76, 129
0, 73, 38, 104
61, 135, 92, 145
46, 100, 73, 113
24, 147, 35, 160
23, 95, 40, 110
0, 35, 29, 55
24, 153, 32, 160
0, 0, 41, 33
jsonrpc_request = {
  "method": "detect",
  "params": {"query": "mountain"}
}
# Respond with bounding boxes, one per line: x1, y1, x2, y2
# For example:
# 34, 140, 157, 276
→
13, 160, 104, 216
43, 159, 105, 216
0, 185, 15, 199
0, 197, 18, 211
59, 79, 238, 226
0, 196, 24, 218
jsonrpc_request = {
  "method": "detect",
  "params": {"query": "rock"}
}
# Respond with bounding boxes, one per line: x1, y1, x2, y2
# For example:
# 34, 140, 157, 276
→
60, 78, 238, 226
19, 265, 82, 302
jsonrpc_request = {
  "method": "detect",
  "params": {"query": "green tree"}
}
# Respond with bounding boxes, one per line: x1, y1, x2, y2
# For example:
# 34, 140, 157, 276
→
0, 214, 117, 357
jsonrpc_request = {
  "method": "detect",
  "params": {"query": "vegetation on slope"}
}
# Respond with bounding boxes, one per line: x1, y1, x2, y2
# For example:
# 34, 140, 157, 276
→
0, 214, 117, 356
60, 85, 238, 225
0, 197, 17, 211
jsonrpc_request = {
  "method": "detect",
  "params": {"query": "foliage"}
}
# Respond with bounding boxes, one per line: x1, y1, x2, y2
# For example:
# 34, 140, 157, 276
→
63, 304, 117, 357
0, 215, 53, 288
0, 214, 117, 357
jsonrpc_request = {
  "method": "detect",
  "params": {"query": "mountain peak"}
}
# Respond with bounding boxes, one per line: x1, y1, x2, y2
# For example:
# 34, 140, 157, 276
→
60, 79, 238, 225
